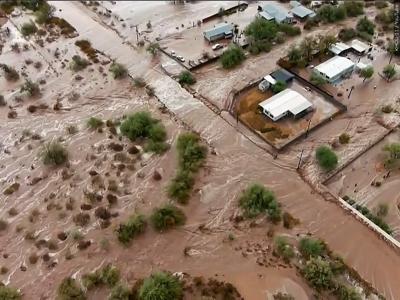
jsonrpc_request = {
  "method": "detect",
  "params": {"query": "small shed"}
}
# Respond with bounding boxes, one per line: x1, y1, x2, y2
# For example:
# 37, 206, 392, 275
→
203, 23, 234, 42
329, 42, 351, 55
291, 5, 316, 20
350, 39, 372, 55
270, 69, 294, 83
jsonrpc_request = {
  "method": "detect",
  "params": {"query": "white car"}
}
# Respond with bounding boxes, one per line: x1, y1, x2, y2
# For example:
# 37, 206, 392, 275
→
170, 50, 176, 57
177, 55, 185, 62
212, 43, 223, 51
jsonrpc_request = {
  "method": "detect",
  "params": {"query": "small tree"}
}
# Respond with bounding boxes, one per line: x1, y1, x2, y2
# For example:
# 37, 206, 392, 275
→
316, 146, 338, 171
356, 17, 375, 35
21, 21, 37, 36
220, 45, 245, 69
109, 62, 127, 79
146, 42, 160, 56
150, 204, 186, 231
310, 73, 327, 86
41, 142, 68, 166
299, 237, 325, 259
57, 277, 86, 300
302, 257, 334, 291
0, 285, 21, 300
139, 272, 183, 300
383, 64, 396, 80
178, 71, 196, 85
359, 66, 374, 82
271, 81, 287, 94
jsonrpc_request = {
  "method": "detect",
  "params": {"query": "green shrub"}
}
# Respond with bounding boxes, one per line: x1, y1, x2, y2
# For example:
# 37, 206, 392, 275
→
70, 55, 89, 72
271, 81, 287, 94
87, 117, 104, 129
338, 28, 357, 42
117, 214, 147, 245
383, 143, 400, 169
299, 237, 325, 259
82, 272, 103, 290
0, 285, 21, 300
120, 111, 156, 140
339, 133, 350, 144
277, 23, 301, 36
359, 66, 374, 81
167, 170, 194, 204
41, 141, 68, 166
245, 17, 278, 41
376, 203, 389, 217
151, 204, 186, 232
109, 62, 127, 79
109, 284, 131, 300
83, 265, 120, 290
274, 236, 294, 263
21, 21, 37, 36
317, 4, 346, 23
248, 39, 272, 55
146, 42, 160, 56
220, 45, 245, 69
342, 1, 364, 17
302, 257, 333, 291
0, 64, 19, 81
310, 73, 327, 86
57, 277, 86, 300
133, 77, 146, 88
383, 64, 396, 80
20, 79, 40, 96
316, 146, 338, 171
178, 71, 196, 85
356, 17, 375, 35
335, 284, 362, 300
239, 184, 281, 222
139, 272, 183, 300
144, 141, 169, 154
176, 133, 206, 172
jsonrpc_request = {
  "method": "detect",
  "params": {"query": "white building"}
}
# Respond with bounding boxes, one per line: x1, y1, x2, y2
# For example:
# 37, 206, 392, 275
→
350, 39, 372, 55
329, 42, 351, 55
314, 56, 355, 83
259, 89, 313, 121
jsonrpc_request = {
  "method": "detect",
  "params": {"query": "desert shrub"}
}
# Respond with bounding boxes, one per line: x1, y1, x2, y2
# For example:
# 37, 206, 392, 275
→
167, 170, 194, 204
299, 237, 325, 259
0, 285, 21, 300
109, 62, 127, 79
245, 17, 278, 41
109, 284, 131, 300
335, 284, 362, 300
277, 23, 301, 36
271, 81, 287, 94
310, 73, 327, 86
383, 64, 396, 80
338, 28, 357, 42
41, 141, 68, 166
339, 133, 350, 144
381, 104, 393, 113
316, 146, 338, 171
133, 77, 146, 88
282, 212, 299, 229
273, 292, 294, 300
376, 203, 389, 217
220, 45, 245, 69
116, 214, 147, 245
176, 133, 206, 172
20, 79, 40, 96
87, 117, 104, 129
178, 71, 196, 85
75, 39, 98, 61
66, 125, 78, 135
248, 39, 272, 55
83, 265, 120, 290
139, 272, 183, 300
274, 236, 294, 263
82, 272, 103, 290
35, 2, 54, 24
146, 42, 160, 56
150, 204, 186, 232
57, 277, 86, 300
21, 21, 37, 36
239, 184, 281, 222
356, 17, 375, 35
302, 257, 333, 291
70, 55, 89, 72
0, 64, 19, 81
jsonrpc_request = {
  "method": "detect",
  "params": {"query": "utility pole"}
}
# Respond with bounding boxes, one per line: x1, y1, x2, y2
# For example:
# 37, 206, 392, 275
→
348, 85, 354, 99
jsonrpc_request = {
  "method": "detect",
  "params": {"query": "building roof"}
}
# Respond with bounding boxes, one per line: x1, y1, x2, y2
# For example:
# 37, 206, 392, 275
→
314, 56, 355, 79
329, 42, 350, 55
291, 5, 316, 18
259, 11, 274, 21
290, 1, 301, 7
263, 75, 277, 85
203, 23, 233, 40
262, 3, 292, 23
350, 39, 370, 53
270, 69, 294, 83
259, 89, 313, 119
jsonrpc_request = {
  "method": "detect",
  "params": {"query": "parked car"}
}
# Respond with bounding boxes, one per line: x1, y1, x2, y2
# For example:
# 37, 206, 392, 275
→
177, 55, 185, 62
212, 44, 223, 51
170, 50, 176, 57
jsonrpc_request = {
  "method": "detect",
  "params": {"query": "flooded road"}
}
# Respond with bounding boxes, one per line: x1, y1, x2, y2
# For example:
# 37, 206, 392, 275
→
1, 1, 400, 299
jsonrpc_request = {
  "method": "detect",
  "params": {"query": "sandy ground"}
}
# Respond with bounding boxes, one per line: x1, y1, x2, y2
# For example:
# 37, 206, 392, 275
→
1, 1, 400, 299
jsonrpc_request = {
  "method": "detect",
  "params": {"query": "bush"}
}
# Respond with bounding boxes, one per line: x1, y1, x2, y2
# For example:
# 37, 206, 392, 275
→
310, 73, 327, 86
83, 265, 120, 290
245, 18, 278, 41
41, 141, 68, 166
20, 79, 40, 96
271, 81, 287, 94
274, 236, 294, 263
356, 17, 375, 35
133, 77, 146, 88
144, 140, 169, 154
248, 40, 272, 55
317, 4, 346, 23
239, 184, 281, 222
57, 277, 86, 300
316, 146, 338, 171
359, 66, 374, 81
0, 64, 19, 81
335, 284, 362, 300
120, 111, 157, 140
178, 71, 196, 85
176, 133, 206, 172
376, 203, 389, 217
338, 28, 357, 42
70, 55, 89, 72
139, 272, 183, 300
167, 170, 194, 204
146, 42, 160, 56
87, 117, 104, 129
0, 285, 21, 300
299, 237, 325, 259
117, 214, 147, 245
109, 284, 131, 300
339, 133, 350, 144
383, 64, 396, 80
220, 45, 245, 69
109, 62, 127, 79
277, 23, 301, 36
342, 1, 364, 17
302, 257, 333, 291
35, 2, 54, 24
151, 204, 186, 232
21, 21, 37, 36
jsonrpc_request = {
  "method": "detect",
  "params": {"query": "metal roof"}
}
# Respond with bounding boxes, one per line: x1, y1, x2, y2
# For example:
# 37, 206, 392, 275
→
350, 39, 370, 53
259, 11, 274, 21
290, 1, 301, 8
314, 56, 355, 79
259, 89, 313, 119
263, 75, 277, 85
291, 5, 316, 18
329, 42, 350, 55
262, 3, 292, 23
270, 69, 294, 83
203, 23, 233, 40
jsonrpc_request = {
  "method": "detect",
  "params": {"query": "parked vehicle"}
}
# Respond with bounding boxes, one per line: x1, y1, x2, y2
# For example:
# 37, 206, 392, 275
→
177, 55, 185, 62
212, 43, 223, 51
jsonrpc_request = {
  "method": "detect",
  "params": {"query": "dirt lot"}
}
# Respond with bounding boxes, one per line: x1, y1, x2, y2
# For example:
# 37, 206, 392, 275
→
236, 79, 340, 149
327, 131, 400, 239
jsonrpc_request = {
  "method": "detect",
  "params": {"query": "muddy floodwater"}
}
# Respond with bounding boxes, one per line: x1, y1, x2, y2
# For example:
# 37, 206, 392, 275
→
1, 1, 400, 299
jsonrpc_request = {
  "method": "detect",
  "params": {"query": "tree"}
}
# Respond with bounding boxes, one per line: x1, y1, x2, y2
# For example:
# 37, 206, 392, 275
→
383, 143, 400, 169
383, 64, 396, 80
317, 4, 346, 23
299, 238, 325, 259
220, 45, 245, 69
244, 17, 278, 42
150, 204, 186, 231
139, 272, 183, 300
146, 42, 160, 56
356, 17, 375, 35
342, 1, 364, 17
302, 257, 334, 291
0, 285, 21, 300
287, 46, 305, 67
359, 66, 374, 82
316, 146, 338, 171
338, 28, 357, 42
178, 71, 196, 85
299, 36, 317, 63
57, 277, 86, 300
317, 34, 337, 56
271, 81, 287, 94
310, 73, 327, 86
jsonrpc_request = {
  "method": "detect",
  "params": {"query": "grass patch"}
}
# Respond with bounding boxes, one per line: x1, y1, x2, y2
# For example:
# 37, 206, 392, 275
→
40, 141, 68, 166
150, 204, 186, 232
139, 272, 183, 300
116, 214, 147, 245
